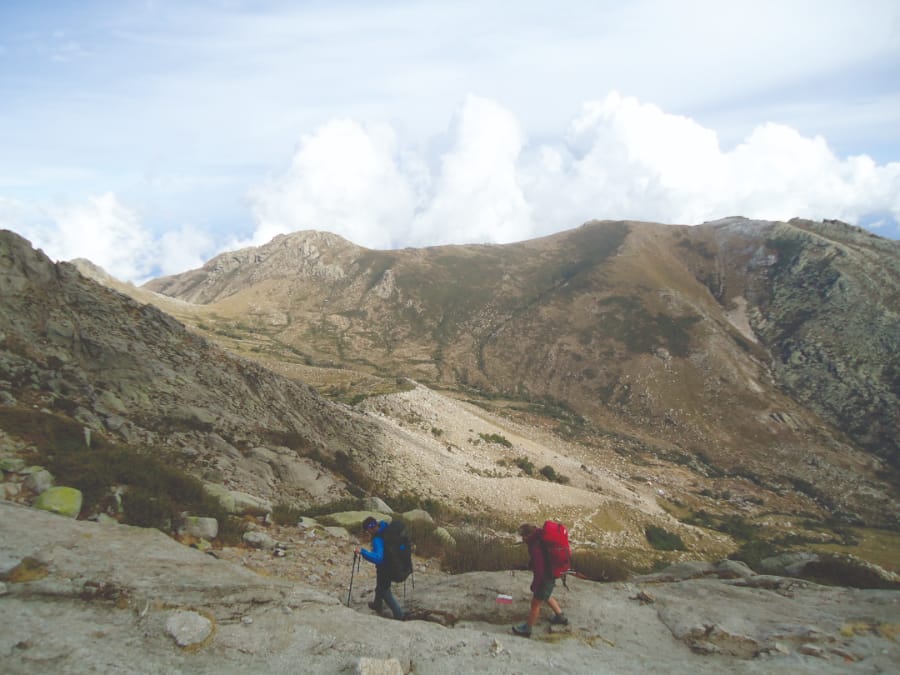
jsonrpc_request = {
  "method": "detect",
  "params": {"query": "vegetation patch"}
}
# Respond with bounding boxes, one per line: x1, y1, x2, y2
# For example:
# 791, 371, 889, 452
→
478, 432, 512, 448
0, 407, 240, 541
571, 549, 630, 582
645, 525, 686, 551
442, 530, 524, 574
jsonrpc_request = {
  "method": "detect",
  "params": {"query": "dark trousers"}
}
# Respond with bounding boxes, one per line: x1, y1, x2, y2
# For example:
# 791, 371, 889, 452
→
374, 565, 403, 618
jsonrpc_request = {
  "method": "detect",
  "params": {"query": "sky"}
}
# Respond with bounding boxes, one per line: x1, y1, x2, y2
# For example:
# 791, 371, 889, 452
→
1, 0, 899, 284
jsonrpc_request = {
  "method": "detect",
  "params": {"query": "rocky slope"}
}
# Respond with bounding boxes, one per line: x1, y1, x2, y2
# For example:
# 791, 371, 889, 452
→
2, 500, 898, 674
2, 228, 727, 557
143, 218, 900, 529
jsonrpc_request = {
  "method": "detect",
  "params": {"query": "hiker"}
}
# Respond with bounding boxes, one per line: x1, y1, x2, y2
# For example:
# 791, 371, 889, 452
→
513, 523, 568, 637
354, 516, 406, 620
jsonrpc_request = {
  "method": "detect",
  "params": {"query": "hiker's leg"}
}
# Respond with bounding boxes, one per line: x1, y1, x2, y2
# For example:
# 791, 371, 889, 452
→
547, 596, 562, 615
372, 567, 390, 610
383, 585, 403, 619
526, 596, 542, 627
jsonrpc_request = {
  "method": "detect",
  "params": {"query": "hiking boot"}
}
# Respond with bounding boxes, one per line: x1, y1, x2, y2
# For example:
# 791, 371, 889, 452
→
512, 623, 532, 638
367, 601, 384, 613
550, 613, 569, 625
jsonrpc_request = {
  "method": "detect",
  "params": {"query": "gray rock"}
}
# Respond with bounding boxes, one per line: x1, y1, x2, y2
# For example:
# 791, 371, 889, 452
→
1, 502, 899, 674
323, 526, 351, 540
0, 457, 25, 472
179, 516, 219, 540
326, 511, 392, 531
361, 496, 394, 514
402, 509, 434, 526
243, 530, 276, 550
760, 552, 819, 576
432, 526, 456, 549
166, 609, 213, 648
23, 469, 54, 495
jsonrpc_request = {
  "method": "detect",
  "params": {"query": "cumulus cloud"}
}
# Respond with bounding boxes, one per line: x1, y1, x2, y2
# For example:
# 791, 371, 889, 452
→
4, 92, 899, 284
250, 92, 900, 255
408, 95, 534, 246
248, 119, 419, 249
15, 193, 156, 282
0, 193, 215, 284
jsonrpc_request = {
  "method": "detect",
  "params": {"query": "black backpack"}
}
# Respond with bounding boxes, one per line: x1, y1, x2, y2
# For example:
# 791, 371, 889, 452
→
381, 520, 413, 583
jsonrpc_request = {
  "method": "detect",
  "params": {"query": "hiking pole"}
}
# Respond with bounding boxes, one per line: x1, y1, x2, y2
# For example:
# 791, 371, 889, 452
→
347, 551, 359, 607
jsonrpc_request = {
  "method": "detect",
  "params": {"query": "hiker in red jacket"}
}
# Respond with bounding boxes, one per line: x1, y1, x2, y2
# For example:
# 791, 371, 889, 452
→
513, 523, 568, 637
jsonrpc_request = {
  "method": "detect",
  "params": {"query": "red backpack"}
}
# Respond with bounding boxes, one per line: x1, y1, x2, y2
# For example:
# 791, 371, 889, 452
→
541, 520, 572, 579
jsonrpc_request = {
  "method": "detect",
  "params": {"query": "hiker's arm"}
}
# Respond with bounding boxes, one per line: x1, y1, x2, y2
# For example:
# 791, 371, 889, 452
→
360, 536, 384, 564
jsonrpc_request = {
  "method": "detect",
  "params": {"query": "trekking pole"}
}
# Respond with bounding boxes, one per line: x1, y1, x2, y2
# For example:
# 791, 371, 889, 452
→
347, 551, 359, 607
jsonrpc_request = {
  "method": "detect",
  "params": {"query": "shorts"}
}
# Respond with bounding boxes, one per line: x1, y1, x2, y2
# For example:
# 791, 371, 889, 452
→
533, 578, 556, 601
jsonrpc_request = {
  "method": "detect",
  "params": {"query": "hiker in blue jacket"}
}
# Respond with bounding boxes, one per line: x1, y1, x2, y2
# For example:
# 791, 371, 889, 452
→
354, 516, 405, 619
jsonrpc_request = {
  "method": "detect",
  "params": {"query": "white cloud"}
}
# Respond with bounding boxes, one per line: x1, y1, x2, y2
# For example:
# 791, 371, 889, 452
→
247, 92, 900, 258
42, 193, 155, 282
409, 95, 533, 246
248, 119, 418, 249
157, 226, 214, 277
4, 93, 899, 285
0, 193, 159, 284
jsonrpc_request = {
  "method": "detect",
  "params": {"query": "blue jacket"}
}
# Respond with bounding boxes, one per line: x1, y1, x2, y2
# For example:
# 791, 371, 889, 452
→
360, 520, 389, 565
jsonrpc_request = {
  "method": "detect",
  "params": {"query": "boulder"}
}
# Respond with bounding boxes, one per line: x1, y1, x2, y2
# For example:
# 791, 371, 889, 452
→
361, 496, 394, 514
23, 469, 54, 495
432, 526, 456, 549
203, 483, 271, 516
243, 531, 276, 550
325, 511, 392, 531
0, 457, 25, 473
179, 516, 219, 540
33, 486, 83, 518
402, 509, 434, 526
165, 610, 213, 648
760, 552, 819, 577
323, 526, 352, 540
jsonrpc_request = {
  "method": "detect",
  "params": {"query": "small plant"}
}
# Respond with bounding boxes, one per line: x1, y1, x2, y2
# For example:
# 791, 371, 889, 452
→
431, 427, 444, 437
479, 432, 512, 448
513, 457, 535, 475
539, 465, 570, 484
645, 525, 686, 551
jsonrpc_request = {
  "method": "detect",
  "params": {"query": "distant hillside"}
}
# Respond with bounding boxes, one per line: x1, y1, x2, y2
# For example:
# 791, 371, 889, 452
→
145, 218, 900, 529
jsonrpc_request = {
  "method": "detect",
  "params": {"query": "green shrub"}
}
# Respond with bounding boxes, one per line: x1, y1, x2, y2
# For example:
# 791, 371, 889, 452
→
0, 408, 235, 535
513, 457, 535, 475
571, 549, 631, 582
539, 465, 570, 484
272, 502, 306, 526
728, 539, 780, 570
300, 497, 365, 518
479, 433, 512, 448
645, 525, 686, 551
442, 531, 525, 574
802, 555, 900, 590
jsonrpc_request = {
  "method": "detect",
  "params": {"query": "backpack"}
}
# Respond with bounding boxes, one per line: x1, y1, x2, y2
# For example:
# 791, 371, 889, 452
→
381, 520, 413, 583
541, 520, 572, 579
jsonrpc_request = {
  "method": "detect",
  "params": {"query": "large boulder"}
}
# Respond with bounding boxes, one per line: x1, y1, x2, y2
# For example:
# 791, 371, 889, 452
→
203, 483, 271, 516
178, 516, 219, 540
325, 511, 392, 531
33, 486, 82, 518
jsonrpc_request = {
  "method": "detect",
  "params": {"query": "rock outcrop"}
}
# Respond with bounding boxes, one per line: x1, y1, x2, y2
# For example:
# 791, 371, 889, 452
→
1, 501, 898, 674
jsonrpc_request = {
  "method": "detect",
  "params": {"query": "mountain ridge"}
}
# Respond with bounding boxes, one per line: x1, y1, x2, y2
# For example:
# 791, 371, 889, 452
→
142, 217, 900, 529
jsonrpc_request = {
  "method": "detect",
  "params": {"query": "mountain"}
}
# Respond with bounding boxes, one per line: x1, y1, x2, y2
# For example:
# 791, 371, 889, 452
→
144, 218, 900, 530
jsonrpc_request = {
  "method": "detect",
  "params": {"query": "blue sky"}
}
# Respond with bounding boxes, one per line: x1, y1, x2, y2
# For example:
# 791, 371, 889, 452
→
1, 0, 899, 282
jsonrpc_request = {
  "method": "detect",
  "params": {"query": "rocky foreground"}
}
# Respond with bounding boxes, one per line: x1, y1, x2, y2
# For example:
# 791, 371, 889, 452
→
1, 501, 897, 674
